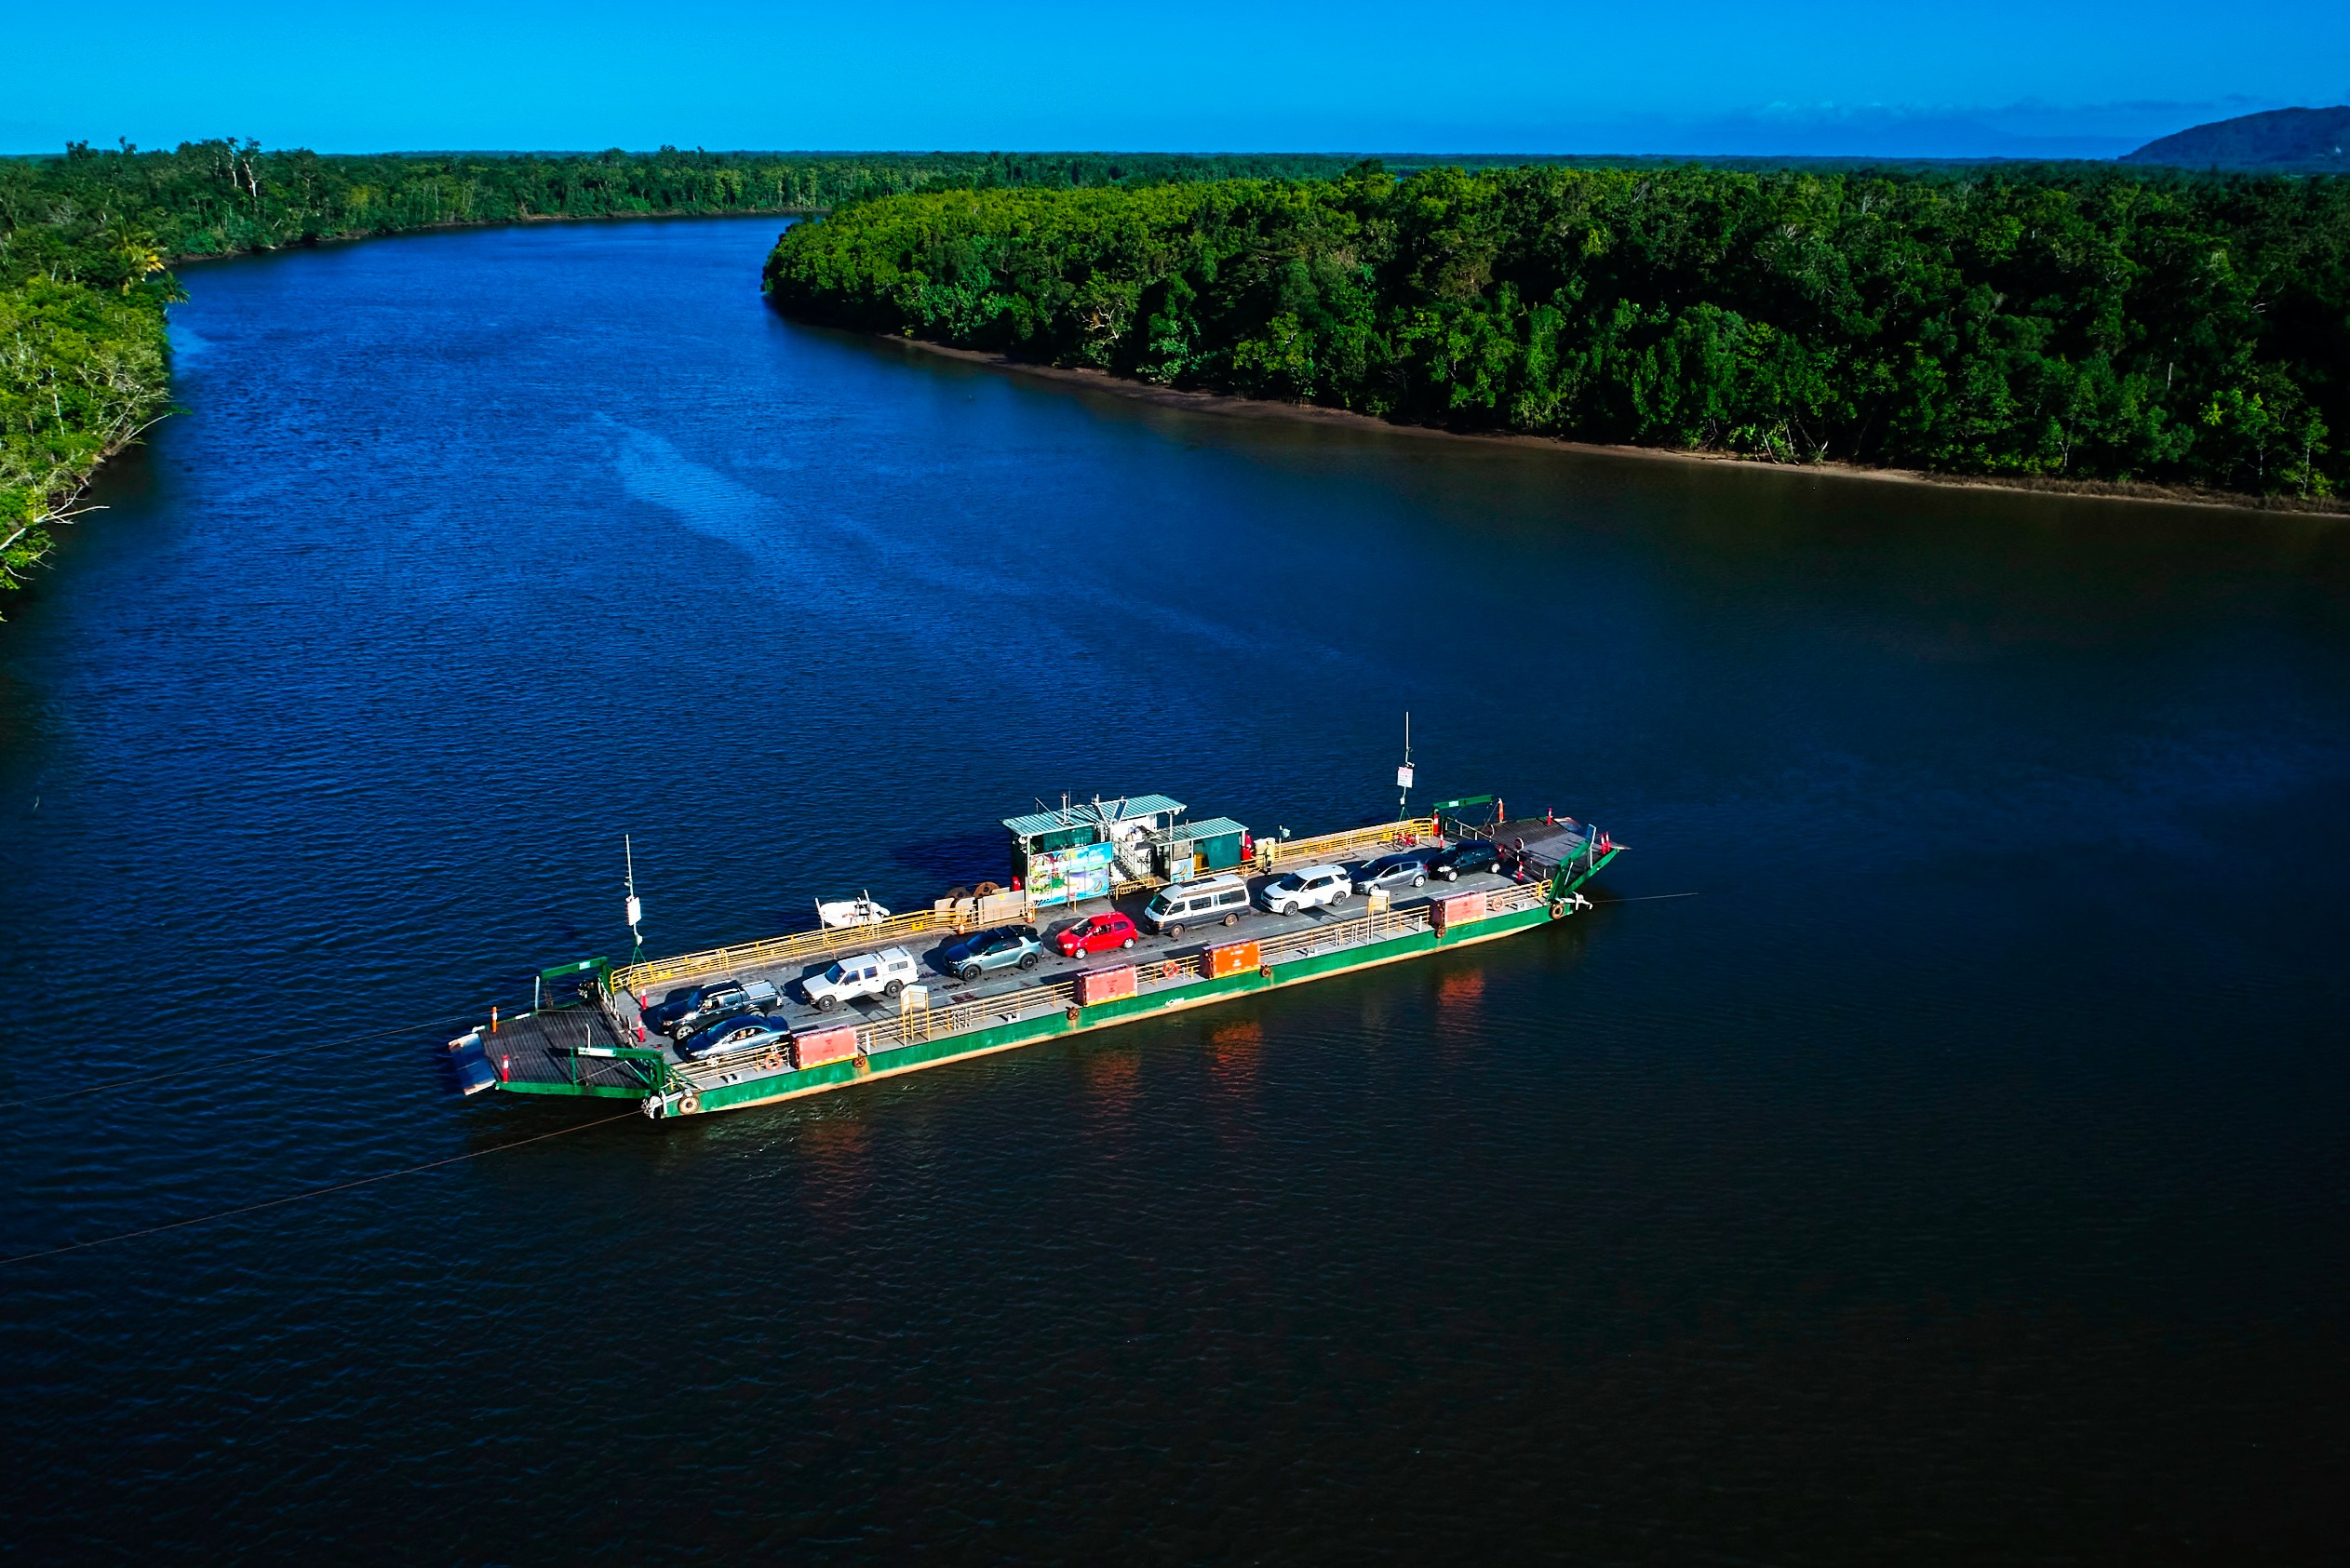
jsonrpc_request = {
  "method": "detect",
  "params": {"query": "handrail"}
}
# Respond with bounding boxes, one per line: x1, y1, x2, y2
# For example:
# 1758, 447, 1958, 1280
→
1259, 817, 1439, 871
1256, 902, 1433, 960
859, 974, 1081, 1055
664, 878, 1567, 1093
1483, 877, 1552, 916
612, 905, 965, 995
618, 813, 1448, 997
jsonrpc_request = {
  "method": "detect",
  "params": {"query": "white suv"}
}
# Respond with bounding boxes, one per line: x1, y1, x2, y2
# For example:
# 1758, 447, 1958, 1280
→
799, 946, 918, 1012
1258, 864, 1351, 916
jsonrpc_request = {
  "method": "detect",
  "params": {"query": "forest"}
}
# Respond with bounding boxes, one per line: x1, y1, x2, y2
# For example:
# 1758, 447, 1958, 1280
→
0, 141, 1356, 606
9, 148, 2349, 610
764, 164, 2350, 499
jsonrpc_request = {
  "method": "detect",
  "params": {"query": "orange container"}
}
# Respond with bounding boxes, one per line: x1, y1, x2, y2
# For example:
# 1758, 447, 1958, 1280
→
1431, 891, 1488, 932
1076, 964, 1138, 1006
1204, 940, 1261, 978
792, 1024, 861, 1068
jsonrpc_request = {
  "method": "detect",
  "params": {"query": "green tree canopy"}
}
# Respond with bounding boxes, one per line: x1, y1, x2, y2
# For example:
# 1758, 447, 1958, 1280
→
765, 164, 2350, 497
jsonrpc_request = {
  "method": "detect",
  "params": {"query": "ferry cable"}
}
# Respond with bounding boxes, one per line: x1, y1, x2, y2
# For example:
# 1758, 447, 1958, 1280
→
0, 1109, 640, 1266
29, 1015, 477, 1106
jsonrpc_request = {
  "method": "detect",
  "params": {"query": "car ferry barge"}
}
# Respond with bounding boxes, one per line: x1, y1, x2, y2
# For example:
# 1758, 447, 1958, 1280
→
447, 793, 1621, 1120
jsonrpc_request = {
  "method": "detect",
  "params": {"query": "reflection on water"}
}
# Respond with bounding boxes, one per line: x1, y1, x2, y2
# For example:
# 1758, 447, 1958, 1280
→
1, 217, 2345, 1561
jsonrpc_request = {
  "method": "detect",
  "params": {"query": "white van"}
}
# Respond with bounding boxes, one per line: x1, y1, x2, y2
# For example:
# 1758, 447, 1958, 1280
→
1258, 864, 1351, 916
1144, 875, 1252, 936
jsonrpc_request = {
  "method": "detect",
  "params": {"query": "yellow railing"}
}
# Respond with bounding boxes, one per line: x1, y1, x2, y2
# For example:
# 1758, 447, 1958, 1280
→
1262, 901, 1434, 959
622, 814, 1445, 997
858, 974, 1081, 1056
666, 882, 1552, 1092
1482, 878, 1552, 917
1258, 816, 1439, 871
613, 906, 961, 996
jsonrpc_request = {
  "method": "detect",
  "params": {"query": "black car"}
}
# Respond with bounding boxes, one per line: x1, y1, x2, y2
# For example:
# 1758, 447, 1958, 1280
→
1428, 840, 1503, 880
642, 978, 779, 1040
933, 925, 1044, 982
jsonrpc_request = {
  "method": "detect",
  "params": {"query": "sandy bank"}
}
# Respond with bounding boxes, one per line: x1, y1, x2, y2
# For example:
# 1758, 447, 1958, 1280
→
883, 336, 2347, 519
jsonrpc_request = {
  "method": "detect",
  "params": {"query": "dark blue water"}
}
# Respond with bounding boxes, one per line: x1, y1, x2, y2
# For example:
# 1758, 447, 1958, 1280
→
5, 216, 2348, 1561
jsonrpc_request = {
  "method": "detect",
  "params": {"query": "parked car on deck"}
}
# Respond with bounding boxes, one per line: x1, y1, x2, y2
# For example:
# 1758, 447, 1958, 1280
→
645, 978, 781, 1040
679, 1012, 792, 1062
1351, 852, 1431, 895
934, 925, 1043, 981
1259, 864, 1351, 916
1056, 911, 1138, 958
1143, 875, 1251, 936
1427, 841, 1503, 880
799, 946, 918, 1012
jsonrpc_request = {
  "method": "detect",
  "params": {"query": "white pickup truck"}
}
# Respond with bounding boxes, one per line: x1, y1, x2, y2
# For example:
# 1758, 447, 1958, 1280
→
799, 946, 919, 1012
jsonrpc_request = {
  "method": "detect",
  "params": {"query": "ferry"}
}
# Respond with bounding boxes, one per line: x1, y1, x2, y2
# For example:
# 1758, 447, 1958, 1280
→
446, 792, 1621, 1120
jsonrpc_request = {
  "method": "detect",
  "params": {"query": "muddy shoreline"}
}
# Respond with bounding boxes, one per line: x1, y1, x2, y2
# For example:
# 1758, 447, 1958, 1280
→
880, 335, 2347, 519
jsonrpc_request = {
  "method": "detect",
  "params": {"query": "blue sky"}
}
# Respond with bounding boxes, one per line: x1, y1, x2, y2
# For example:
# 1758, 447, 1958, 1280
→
10, 0, 2347, 157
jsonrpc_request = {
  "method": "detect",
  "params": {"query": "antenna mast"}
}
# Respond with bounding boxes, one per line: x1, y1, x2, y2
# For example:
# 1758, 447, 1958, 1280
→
1396, 711, 1415, 821
624, 835, 645, 965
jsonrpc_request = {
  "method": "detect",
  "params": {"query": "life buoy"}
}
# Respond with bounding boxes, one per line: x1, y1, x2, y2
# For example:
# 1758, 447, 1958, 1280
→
1258, 964, 1273, 981
1065, 1005, 1081, 1025
678, 1092, 701, 1114
1549, 901, 1567, 919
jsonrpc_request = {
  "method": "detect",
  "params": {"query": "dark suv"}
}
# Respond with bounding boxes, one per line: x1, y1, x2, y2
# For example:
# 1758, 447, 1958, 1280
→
933, 926, 1044, 982
1428, 840, 1503, 880
642, 978, 780, 1040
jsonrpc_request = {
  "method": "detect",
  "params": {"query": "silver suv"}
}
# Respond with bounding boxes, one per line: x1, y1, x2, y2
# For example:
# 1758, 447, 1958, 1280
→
1351, 852, 1431, 896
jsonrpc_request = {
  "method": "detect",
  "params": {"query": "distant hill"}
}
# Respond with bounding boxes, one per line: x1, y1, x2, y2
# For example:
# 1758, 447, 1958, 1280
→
2123, 106, 2350, 171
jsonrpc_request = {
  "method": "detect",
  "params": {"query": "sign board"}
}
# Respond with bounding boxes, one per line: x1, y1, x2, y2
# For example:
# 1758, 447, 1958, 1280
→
1396, 764, 1416, 789
1026, 839, 1118, 907
1430, 795, 1493, 812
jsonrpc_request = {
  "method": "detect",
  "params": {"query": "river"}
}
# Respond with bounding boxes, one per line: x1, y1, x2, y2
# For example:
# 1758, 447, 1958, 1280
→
4, 215, 2347, 1561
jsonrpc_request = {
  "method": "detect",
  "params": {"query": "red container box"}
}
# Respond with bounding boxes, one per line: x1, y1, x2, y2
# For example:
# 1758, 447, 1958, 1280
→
1076, 964, 1138, 1007
1431, 891, 1488, 932
792, 1024, 861, 1069
1204, 940, 1261, 978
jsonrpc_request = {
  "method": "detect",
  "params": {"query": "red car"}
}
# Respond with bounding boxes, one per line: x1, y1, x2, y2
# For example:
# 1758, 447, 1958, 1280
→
1057, 911, 1138, 958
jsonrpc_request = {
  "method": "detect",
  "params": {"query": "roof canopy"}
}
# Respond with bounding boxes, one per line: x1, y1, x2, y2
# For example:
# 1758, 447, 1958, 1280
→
1164, 815, 1248, 844
1002, 794, 1187, 840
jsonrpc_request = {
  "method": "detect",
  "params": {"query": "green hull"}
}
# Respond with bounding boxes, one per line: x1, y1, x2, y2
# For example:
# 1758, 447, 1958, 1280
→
647, 883, 1589, 1120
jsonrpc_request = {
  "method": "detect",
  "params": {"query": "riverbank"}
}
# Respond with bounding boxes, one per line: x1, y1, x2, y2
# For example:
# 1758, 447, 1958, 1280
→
764, 170, 2348, 506
4, 143, 1365, 610
883, 336, 2350, 518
